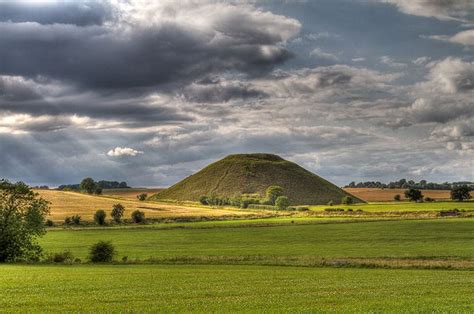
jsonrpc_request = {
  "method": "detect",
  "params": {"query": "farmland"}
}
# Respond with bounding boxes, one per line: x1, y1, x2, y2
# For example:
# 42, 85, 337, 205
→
344, 188, 451, 202
1, 265, 472, 312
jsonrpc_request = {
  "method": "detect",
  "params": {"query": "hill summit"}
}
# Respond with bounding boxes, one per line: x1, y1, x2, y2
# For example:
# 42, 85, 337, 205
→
151, 153, 364, 205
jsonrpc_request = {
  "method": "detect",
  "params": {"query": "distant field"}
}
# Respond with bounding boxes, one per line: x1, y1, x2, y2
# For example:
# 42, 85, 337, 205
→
1, 265, 472, 312
35, 190, 267, 222
344, 188, 451, 202
309, 200, 474, 212
40, 219, 474, 260
102, 188, 164, 200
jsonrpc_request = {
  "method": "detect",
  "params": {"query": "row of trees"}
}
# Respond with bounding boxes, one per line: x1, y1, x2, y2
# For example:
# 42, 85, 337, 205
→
397, 186, 471, 202
346, 179, 473, 190
58, 179, 130, 192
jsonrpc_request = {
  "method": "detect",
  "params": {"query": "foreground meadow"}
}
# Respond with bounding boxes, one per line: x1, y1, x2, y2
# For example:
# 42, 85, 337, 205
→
1, 265, 472, 312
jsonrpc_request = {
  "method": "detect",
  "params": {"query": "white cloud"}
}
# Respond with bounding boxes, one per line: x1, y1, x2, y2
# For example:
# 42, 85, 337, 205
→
429, 29, 474, 46
107, 147, 143, 157
310, 48, 339, 61
412, 56, 431, 65
380, 56, 406, 68
381, 0, 474, 21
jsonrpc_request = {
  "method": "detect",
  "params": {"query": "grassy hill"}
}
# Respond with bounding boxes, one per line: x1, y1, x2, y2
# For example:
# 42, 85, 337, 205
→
151, 153, 364, 205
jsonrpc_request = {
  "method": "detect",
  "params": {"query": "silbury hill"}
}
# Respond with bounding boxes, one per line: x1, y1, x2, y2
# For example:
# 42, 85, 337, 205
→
151, 153, 364, 205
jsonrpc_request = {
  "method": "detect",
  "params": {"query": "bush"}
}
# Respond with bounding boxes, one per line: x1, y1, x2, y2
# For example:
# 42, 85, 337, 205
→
424, 197, 435, 202
45, 219, 54, 227
111, 203, 125, 223
265, 186, 284, 205
341, 196, 353, 205
89, 241, 115, 263
404, 189, 423, 202
451, 185, 471, 202
94, 210, 107, 225
275, 196, 290, 210
131, 210, 145, 223
296, 206, 309, 212
71, 215, 81, 225
199, 195, 209, 205
50, 250, 74, 263
137, 193, 148, 201
247, 204, 276, 210
394, 194, 401, 201
327, 200, 334, 206
64, 217, 72, 225
324, 208, 345, 212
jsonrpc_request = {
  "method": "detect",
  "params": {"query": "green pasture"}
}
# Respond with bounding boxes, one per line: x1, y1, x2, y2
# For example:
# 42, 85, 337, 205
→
0, 265, 472, 312
309, 201, 474, 212
40, 218, 474, 260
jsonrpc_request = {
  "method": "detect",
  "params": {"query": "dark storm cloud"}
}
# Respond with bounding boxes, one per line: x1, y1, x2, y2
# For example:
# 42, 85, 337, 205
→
0, 1, 114, 26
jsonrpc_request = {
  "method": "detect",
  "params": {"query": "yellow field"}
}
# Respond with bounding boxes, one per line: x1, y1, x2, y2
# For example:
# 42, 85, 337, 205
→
35, 190, 267, 222
101, 188, 164, 200
344, 188, 451, 202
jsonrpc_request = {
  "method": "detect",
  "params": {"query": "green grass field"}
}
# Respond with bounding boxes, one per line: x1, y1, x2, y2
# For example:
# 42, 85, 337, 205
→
40, 219, 474, 260
309, 201, 474, 212
1, 265, 473, 312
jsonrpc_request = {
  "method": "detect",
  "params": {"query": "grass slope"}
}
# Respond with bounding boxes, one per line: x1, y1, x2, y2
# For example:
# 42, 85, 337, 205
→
152, 153, 363, 205
1, 265, 472, 312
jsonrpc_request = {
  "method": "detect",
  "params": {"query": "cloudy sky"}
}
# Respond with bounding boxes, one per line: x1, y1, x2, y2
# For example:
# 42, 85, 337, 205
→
0, 0, 473, 187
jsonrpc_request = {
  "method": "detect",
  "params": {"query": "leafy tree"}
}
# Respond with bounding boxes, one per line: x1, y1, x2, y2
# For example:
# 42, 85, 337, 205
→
404, 189, 423, 202
94, 210, 106, 225
64, 217, 72, 225
327, 200, 334, 206
341, 196, 353, 205
131, 210, 145, 223
265, 186, 284, 205
94, 186, 103, 195
89, 241, 115, 263
199, 195, 209, 205
275, 196, 290, 210
137, 193, 147, 201
451, 185, 471, 202
80, 177, 97, 194
0, 180, 50, 262
71, 215, 81, 225
111, 203, 125, 223
394, 194, 401, 201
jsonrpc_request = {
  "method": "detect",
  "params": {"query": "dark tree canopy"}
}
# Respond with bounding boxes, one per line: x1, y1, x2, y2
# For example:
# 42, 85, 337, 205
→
451, 185, 471, 202
404, 188, 424, 202
266, 186, 284, 205
111, 203, 125, 223
80, 177, 97, 194
0, 180, 50, 262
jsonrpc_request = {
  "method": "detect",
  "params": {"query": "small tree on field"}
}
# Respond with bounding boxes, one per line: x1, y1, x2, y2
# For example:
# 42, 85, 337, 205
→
94, 210, 106, 225
327, 200, 334, 206
94, 186, 103, 195
80, 177, 97, 194
266, 186, 284, 205
394, 194, 401, 201
199, 195, 209, 205
451, 185, 471, 202
131, 210, 145, 223
111, 203, 125, 223
404, 189, 423, 202
275, 196, 290, 210
137, 193, 147, 201
341, 196, 353, 205
71, 215, 81, 225
89, 241, 115, 263
0, 180, 50, 262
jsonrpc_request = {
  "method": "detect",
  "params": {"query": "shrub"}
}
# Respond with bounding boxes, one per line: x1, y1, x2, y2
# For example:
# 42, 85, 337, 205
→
50, 250, 74, 263
247, 204, 276, 210
71, 215, 81, 225
296, 206, 309, 212
265, 186, 284, 205
327, 200, 334, 206
341, 196, 353, 205
94, 210, 107, 225
394, 194, 401, 201
111, 203, 125, 223
324, 208, 345, 212
424, 197, 435, 202
131, 210, 145, 223
404, 189, 423, 202
89, 241, 115, 263
45, 219, 54, 227
275, 196, 290, 210
137, 193, 148, 201
199, 195, 209, 205
64, 217, 72, 225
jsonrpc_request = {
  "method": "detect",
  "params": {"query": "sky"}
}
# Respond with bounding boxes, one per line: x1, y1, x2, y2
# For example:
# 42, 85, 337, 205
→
0, 0, 473, 187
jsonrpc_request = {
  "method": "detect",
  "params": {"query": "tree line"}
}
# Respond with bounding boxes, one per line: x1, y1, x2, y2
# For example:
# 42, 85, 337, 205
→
346, 179, 473, 190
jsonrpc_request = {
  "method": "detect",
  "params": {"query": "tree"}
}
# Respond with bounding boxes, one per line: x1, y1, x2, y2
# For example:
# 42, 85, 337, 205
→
394, 194, 401, 201
71, 215, 81, 225
94, 186, 103, 195
137, 193, 147, 201
341, 196, 353, 205
265, 186, 284, 205
404, 188, 423, 202
451, 185, 471, 202
94, 210, 106, 225
199, 195, 209, 205
0, 180, 50, 262
131, 210, 145, 223
111, 204, 125, 223
327, 200, 334, 206
80, 177, 97, 194
89, 241, 115, 263
275, 196, 290, 210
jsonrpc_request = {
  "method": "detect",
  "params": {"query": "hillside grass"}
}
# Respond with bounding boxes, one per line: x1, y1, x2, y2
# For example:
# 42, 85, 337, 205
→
40, 218, 474, 260
1, 265, 472, 312
35, 190, 269, 222
153, 153, 364, 205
